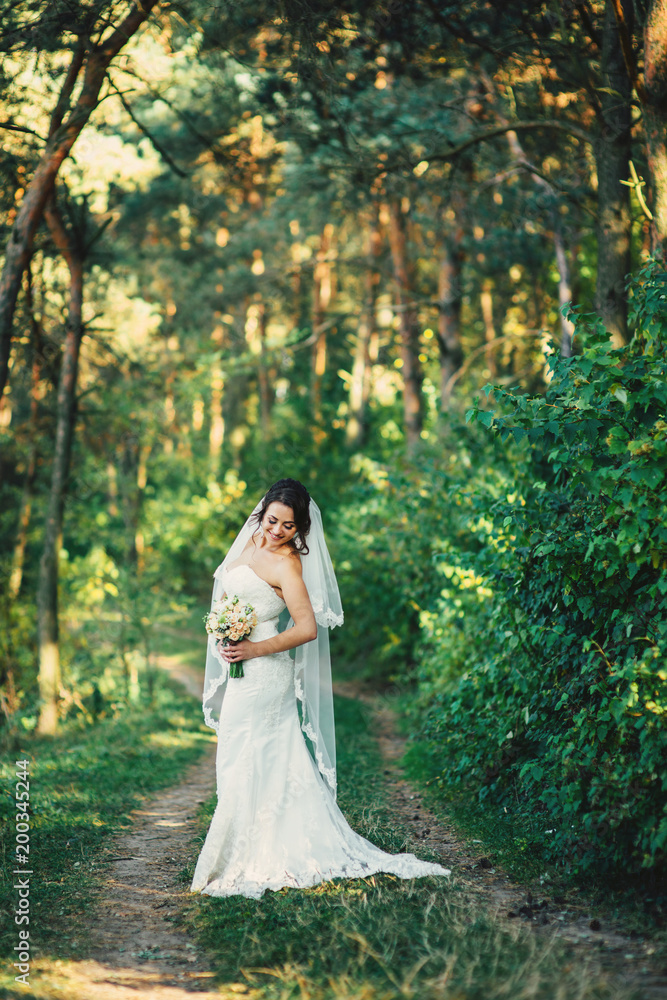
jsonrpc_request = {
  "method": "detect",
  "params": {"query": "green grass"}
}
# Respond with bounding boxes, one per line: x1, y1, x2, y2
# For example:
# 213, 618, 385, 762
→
181, 696, 635, 1000
153, 605, 208, 667
0, 669, 210, 964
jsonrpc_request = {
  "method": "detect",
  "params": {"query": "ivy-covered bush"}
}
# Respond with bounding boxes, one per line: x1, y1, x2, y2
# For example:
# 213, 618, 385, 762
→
420, 262, 667, 875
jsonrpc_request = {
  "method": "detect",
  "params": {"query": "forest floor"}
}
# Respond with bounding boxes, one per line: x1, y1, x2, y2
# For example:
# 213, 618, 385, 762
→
11, 656, 667, 1000
335, 681, 667, 1000
10, 652, 220, 1000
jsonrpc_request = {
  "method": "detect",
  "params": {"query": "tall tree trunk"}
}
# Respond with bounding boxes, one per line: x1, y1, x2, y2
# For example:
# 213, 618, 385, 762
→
163, 370, 176, 455
134, 442, 151, 575
312, 223, 334, 428
480, 279, 498, 379
504, 127, 575, 355
347, 214, 381, 448
10, 449, 37, 601
36, 195, 84, 734
257, 300, 273, 440
386, 199, 423, 451
289, 218, 307, 332
553, 222, 575, 357
9, 266, 42, 599
0, 2, 159, 402
594, 0, 633, 345
436, 230, 464, 412
209, 323, 225, 473
119, 437, 140, 563
644, 0, 667, 254
107, 460, 119, 517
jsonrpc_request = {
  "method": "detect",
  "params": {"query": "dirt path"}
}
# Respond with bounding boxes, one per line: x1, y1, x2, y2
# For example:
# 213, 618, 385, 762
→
24, 670, 667, 999
28, 657, 221, 1000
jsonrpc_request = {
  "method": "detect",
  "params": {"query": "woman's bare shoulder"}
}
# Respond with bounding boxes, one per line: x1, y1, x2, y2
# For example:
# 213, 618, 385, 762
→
277, 548, 304, 579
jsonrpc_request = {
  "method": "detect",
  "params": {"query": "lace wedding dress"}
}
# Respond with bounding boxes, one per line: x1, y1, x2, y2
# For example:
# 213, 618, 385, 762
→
190, 564, 451, 899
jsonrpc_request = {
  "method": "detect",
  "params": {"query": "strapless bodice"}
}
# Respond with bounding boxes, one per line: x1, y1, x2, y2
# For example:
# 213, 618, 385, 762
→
220, 564, 287, 641
221, 563, 286, 616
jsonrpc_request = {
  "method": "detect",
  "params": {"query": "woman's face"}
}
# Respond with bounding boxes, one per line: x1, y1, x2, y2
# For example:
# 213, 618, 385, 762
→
262, 502, 297, 547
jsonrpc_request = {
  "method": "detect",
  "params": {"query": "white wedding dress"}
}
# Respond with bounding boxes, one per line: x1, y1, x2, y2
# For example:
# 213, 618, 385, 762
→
190, 563, 450, 899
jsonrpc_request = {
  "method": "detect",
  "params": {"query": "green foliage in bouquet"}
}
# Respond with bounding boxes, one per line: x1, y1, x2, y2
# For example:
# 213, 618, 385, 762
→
422, 261, 667, 875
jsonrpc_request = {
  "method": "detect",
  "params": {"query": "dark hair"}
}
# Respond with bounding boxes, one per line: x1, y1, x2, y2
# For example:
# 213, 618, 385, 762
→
250, 478, 311, 554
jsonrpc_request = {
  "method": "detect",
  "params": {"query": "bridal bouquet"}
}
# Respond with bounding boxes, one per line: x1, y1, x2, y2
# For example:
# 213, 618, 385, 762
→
204, 596, 257, 679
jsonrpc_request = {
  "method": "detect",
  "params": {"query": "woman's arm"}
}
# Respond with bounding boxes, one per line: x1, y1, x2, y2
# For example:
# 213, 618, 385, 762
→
219, 557, 317, 663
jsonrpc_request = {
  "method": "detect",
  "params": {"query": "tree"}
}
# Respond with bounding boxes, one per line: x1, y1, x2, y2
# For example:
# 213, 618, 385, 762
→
386, 198, 424, 450
640, 0, 667, 254
35, 190, 86, 734
0, 0, 160, 402
594, 0, 633, 346
346, 210, 381, 448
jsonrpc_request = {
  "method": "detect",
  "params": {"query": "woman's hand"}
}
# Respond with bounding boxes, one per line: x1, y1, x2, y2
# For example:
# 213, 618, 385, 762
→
219, 638, 255, 663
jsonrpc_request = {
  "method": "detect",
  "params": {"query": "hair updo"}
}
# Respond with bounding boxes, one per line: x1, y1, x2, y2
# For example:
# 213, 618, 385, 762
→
250, 478, 311, 554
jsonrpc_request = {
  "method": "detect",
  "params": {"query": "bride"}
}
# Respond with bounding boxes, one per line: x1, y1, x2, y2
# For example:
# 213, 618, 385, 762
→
190, 478, 450, 899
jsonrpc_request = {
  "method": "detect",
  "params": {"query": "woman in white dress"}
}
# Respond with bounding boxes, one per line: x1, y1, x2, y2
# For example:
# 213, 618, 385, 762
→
190, 478, 450, 899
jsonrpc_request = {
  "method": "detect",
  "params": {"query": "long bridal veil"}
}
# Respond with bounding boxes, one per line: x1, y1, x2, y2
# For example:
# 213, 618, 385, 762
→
201, 493, 344, 797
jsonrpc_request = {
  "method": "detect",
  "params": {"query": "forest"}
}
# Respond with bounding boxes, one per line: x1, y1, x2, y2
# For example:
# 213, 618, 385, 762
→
1, 1, 667, 987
